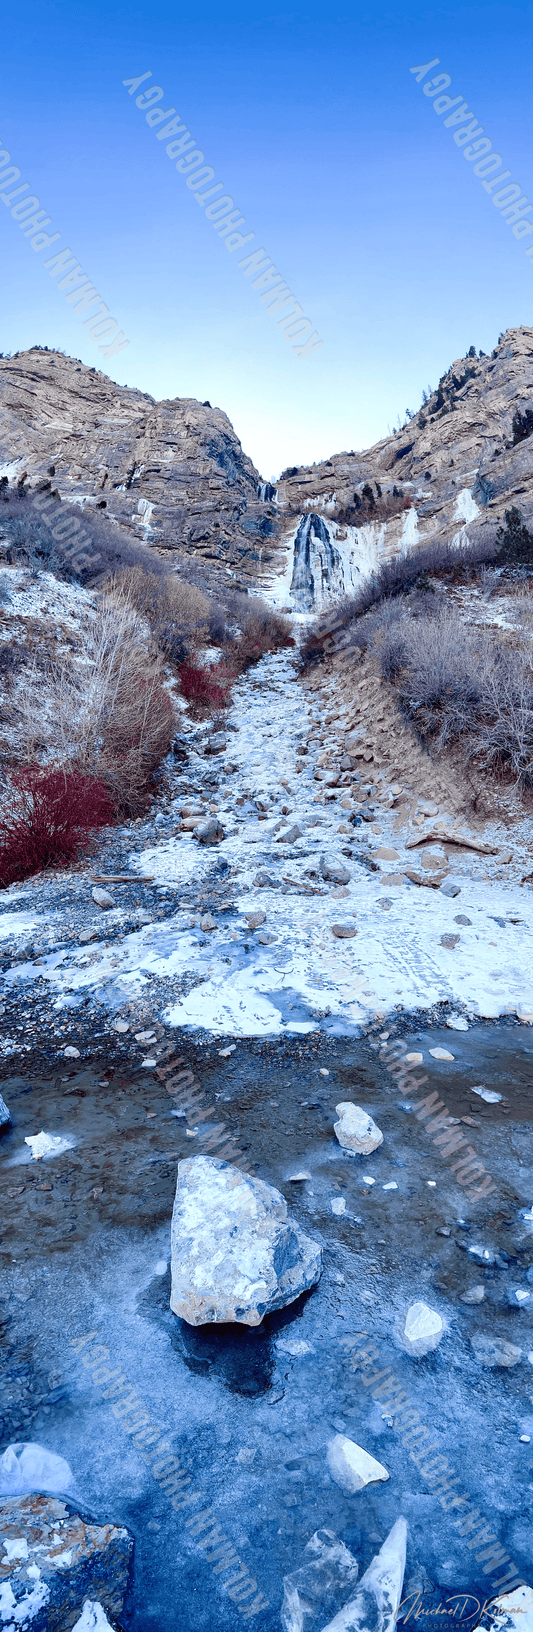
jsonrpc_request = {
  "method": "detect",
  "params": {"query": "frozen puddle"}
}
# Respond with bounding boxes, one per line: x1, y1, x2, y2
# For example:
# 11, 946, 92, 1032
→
2, 648, 533, 1036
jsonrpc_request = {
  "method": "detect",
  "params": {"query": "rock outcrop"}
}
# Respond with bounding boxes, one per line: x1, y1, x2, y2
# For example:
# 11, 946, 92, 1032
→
170, 1155, 322, 1326
0, 348, 279, 586
0, 1492, 133, 1631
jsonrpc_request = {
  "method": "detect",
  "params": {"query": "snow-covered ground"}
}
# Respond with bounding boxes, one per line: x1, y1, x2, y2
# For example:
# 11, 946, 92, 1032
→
2, 647, 533, 1040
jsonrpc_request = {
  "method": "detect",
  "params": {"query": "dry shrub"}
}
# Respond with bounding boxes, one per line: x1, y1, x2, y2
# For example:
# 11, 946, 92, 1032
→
0, 764, 114, 888
221, 596, 295, 673
178, 660, 233, 714
107, 566, 210, 664
374, 602, 533, 785
19, 592, 175, 816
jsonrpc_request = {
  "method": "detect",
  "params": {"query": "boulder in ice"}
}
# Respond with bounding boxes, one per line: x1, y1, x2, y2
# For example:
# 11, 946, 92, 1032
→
334, 1104, 383, 1155
326, 1435, 390, 1494
170, 1155, 322, 1326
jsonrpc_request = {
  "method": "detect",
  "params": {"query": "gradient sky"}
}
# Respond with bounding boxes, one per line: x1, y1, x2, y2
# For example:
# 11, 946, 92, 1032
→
2, 0, 533, 477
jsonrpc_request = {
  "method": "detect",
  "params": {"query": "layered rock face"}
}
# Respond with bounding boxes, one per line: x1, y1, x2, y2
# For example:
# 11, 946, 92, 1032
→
271, 326, 533, 609
0, 349, 279, 584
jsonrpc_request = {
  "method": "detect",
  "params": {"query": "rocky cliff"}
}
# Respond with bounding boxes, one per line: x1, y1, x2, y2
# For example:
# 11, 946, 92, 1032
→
269, 325, 533, 609
0, 348, 279, 586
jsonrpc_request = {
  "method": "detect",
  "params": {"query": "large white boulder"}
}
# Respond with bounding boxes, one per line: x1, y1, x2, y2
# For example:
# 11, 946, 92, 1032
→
170, 1156, 322, 1326
399, 1301, 444, 1357
319, 1517, 407, 1632
334, 1104, 383, 1155
327, 1435, 390, 1494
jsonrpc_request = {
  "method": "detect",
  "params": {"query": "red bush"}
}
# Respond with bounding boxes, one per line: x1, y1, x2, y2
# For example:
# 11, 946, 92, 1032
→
178, 661, 233, 713
0, 764, 115, 888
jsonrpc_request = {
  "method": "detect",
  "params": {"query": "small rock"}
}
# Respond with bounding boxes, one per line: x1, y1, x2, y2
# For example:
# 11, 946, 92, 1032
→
460, 1285, 485, 1303
289, 1171, 311, 1181
400, 1301, 444, 1356
181, 816, 202, 830
381, 873, 406, 886
471, 1334, 522, 1367
140, 1056, 157, 1067
72, 1604, 116, 1632
135, 1030, 156, 1042
92, 887, 115, 909
454, 914, 471, 925
206, 733, 227, 754
64, 1046, 81, 1059
319, 1068, 330, 1076
440, 880, 461, 897
218, 1044, 236, 1057
429, 1047, 454, 1060
275, 824, 302, 845
321, 858, 351, 885
327, 1435, 389, 1494
383, 1181, 398, 1191
79, 928, 98, 943
180, 804, 205, 817
375, 847, 400, 861
405, 1052, 423, 1064
194, 817, 225, 844
245, 911, 266, 928
200, 913, 217, 932
334, 1103, 383, 1154
418, 801, 439, 815
470, 1586, 533, 1632
508, 1288, 532, 1309
446, 1015, 469, 1030
257, 930, 275, 944
170, 1155, 322, 1326
331, 1197, 346, 1215
436, 1226, 451, 1236
254, 870, 279, 887
441, 933, 460, 949
331, 924, 357, 938
0, 1093, 11, 1126
471, 1085, 502, 1103
114, 1021, 129, 1033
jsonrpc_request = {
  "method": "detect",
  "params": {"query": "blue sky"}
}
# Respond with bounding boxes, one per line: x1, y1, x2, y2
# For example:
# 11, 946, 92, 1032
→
2, 0, 533, 476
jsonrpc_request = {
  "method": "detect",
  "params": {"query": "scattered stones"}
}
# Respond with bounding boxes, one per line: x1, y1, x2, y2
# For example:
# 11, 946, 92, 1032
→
254, 870, 280, 887
326, 1435, 390, 1494
91, 888, 115, 910
429, 1047, 454, 1060
471, 1334, 522, 1367
280, 1527, 359, 1632
331, 924, 357, 938
0, 1092, 11, 1126
170, 1155, 322, 1326
471, 1085, 502, 1103
79, 928, 98, 943
319, 1517, 407, 1632
200, 913, 216, 932
439, 880, 461, 898
0, 1493, 133, 1629
245, 910, 267, 928
276, 824, 303, 844
205, 733, 227, 754
193, 816, 225, 844
460, 1284, 485, 1303
440, 933, 460, 949
179, 803, 205, 817
334, 1103, 383, 1154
